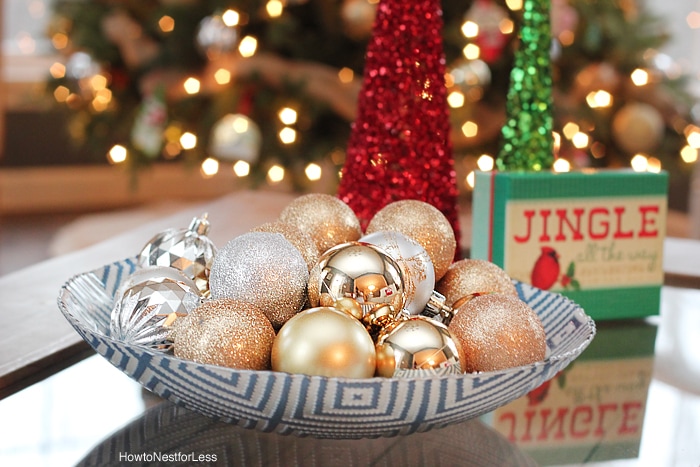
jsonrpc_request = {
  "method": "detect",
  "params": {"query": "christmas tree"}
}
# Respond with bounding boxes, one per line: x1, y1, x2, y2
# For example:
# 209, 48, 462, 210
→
45, 0, 698, 206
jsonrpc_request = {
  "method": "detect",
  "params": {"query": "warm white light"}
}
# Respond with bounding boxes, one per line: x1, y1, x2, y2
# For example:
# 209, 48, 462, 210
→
267, 165, 285, 183
49, 62, 66, 79
200, 157, 219, 177
687, 130, 700, 148
53, 85, 70, 102
476, 154, 494, 171
572, 132, 589, 149
505, 0, 523, 11
239, 36, 258, 57
278, 107, 298, 125
90, 74, 108, 91
681, 145, 698, 163
214, 68, 231, 85
499, 18, 515, 34
108, 145, 127, 164
232, 115, 249, 133
305, 163, 322, 181
562, 122, 580, 140
461, 121, 478, 138
266, 0, 284, 18
630, 68, 649, 86
180, 132, 197, 150
461, 21, 479, 38
183, 77, 200, 94
222, 9, 240, 26
630, 154, 649, 172
585, 90, 612, 108
447, 91, 465, 108
233, 160, 250, 177
462, 43, 480, 60
647, 157, 662, 173
465, 171, 476, 189
553, 158, 571, 172
279, 127, 297, 144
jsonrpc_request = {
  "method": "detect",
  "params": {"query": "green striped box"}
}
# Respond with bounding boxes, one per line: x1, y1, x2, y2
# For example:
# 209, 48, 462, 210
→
471, 169, 668, 320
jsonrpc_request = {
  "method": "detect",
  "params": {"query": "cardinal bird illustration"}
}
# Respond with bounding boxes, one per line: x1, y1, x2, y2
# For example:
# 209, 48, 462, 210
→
530, 246, 560, 290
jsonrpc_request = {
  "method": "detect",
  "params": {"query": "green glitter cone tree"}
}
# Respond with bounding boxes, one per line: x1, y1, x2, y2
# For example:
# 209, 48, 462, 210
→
496, 0, 554, 171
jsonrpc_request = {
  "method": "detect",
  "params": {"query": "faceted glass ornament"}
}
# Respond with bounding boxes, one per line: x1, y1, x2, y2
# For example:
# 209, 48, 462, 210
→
110, 277, 201, 350
138, 215, 217, 296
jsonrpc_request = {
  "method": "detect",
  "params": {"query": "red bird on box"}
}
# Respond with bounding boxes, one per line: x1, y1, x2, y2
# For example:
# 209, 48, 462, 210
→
530, 246, 560, 290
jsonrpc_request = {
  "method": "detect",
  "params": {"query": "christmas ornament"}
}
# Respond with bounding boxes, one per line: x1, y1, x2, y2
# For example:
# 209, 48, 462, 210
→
171, 298, 275, 370
251, 221, 320, 271
448, 294, 547, 373
360, 230, 435, 315
341, 0, 377, 39
336, 0, 461, 243
278, 193, 362, 255
448, 58, 492, 97
496, 0, 554, 171
333, 296, 365, 320
375, 316, 464, 378
436, 259, 517, 307
209, 113, 262, 164
209, 232, 309, 328
110, 274, 201, 350
365, 199, 457, 281
464, 0, 510, 63
131, 86, 167, 159
271, 307, 376, 378
307, 242, 405, 315
612, 102, 665, 154
117, 265, 198, 298
138, 215, 217, 296
196, 13, 239, 58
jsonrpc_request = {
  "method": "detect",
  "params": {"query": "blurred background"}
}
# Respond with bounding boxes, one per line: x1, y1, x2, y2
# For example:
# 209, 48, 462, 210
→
1, 0, 700, 276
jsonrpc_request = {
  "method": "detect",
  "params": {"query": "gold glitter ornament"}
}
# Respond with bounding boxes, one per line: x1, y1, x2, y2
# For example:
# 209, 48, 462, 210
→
436, 259, 517, 308
307, 242, 405, 315
271, 307, 376, 378
375, 316, 464, 378
209, 232, 309, 329
366, 200, 456, 281
278, 193, 362, 255
448, 294, 547, 373
251, 221, 320, 271
172, 299, 275, 370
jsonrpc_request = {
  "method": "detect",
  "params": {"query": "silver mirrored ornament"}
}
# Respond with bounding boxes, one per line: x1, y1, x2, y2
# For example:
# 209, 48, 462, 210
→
138, 214, 217, 296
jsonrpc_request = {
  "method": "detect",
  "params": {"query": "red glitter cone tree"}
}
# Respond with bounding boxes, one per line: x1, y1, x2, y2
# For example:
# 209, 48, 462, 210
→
337, 0, 460, 243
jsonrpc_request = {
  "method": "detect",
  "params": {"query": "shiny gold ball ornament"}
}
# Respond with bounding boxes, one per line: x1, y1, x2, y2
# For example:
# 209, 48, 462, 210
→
366, 200, 456, 281
375, 316, 464, 378
271, 307, 376, 378
436, 259, 517, 308
172, 299, 275, 370
209, 232, 309, 329
278, 193, 362, 255
448, 294, 547, 373
251, 221, 320, 271
307, 242, 405, 315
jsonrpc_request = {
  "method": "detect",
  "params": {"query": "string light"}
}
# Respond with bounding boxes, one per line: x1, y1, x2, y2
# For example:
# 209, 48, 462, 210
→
51, 32, 69, 50
305, 163, 322, 181
630, 154, 649, 172
239, 36, 258, 57
572, 132, 589, 149
461, 21, 479, 38
214, 68, 231, 85
233, 160, 250, 177
461, 121, 478, 138
647, 157, 662, 173
585, 90, 612, 108
180, 132, 197, 149
680, 145, 698, 163
338, 67, 354, 83
278, 107, 298, 125
686, 127, 700, 148
447, 91, 465, 108
200, 157, 219, 177
462, 43, 480, 60
222, 9, 240, 26
158, 16, 175, 33
562, 122, 579, 140
266, 0, 284, 18
630, 68, 649, 86
476, 154, 494, 171
553, 158, 571, 172
183, 77, 200, 94
49, 62, 66, 79
53, 86, 70, 102
465, 171, 476, 189
279, 127, 297, 144
505, 0, 523, 11
107, 145, 127, 164
267, 165, 285, 183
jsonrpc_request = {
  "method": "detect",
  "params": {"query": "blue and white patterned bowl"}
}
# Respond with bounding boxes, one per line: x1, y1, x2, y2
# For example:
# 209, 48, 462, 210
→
57, 257, 595, 439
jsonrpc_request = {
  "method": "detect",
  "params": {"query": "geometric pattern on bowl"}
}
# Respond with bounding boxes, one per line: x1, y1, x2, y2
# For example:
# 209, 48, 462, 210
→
58, 257, 596, 439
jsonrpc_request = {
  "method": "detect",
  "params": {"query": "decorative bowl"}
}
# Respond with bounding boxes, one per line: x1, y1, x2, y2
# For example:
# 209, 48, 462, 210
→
58, 257, 595, 439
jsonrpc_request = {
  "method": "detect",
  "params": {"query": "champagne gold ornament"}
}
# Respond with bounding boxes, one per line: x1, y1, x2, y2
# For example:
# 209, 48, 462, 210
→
209, 232, 309, 329
436, 259, 517, 307
333, 296, 364, 320
307, 242, 405, 315
448, 294, 547, 373
138, 214, 217, 296
278, 193, 362, 255
251, 221, 320, 271
360, 230, 435, 315
375, 316, 464, 378
271, 307, 376, 378
366, 200, 456, 281
172, 299, 275, 370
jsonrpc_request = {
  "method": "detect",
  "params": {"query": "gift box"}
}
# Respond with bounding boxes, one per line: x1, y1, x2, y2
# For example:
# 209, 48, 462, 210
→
471, 169, 668, 320
484, 320, 657, 465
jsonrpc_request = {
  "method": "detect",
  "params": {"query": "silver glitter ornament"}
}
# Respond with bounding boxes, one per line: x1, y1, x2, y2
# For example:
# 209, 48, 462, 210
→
110, 276, 201, 350
375, 316, 464, 378
209, 232, 309, 329
308, 242, 405, 316
138, 214, 217, 296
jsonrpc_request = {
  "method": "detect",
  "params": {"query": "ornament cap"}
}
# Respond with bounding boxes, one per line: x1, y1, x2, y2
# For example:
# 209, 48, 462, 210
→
421, 290, 455, 325
189, 213, 211, 235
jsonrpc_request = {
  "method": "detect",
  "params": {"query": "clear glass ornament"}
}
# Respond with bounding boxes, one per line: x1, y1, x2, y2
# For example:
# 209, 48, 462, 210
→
138, 215, 217, 296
